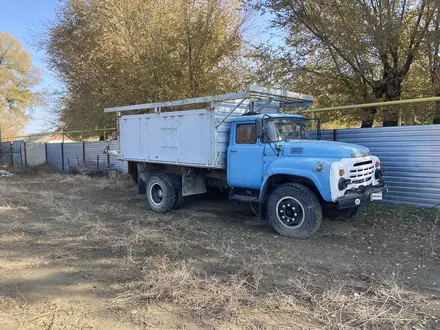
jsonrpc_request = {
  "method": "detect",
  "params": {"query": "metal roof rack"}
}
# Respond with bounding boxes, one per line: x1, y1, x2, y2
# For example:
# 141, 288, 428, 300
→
104, 85, 313, 113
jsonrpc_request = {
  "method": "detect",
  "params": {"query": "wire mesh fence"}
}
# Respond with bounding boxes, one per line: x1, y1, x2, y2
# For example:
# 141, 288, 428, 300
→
0, 142, 24, 167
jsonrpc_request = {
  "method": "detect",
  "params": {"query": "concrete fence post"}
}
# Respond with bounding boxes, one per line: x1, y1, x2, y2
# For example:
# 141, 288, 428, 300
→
10, 142, 14, 168
82, 141, 86, 163
45, 143, 48, 164
19, 143, 23, 166
24, 142, 27, 166
61, 143, 65, 171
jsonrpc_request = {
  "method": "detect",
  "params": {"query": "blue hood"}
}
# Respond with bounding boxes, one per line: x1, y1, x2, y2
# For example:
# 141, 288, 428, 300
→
281, 140, 370, 159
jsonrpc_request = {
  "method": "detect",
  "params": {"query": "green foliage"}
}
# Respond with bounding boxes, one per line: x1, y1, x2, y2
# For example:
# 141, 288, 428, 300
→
45, 0, 251, 133
0, 32, 41, 138
252, 0, 439, 127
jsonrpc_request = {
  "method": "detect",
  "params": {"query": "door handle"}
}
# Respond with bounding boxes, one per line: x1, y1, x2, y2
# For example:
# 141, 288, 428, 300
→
230, 149, 238, 152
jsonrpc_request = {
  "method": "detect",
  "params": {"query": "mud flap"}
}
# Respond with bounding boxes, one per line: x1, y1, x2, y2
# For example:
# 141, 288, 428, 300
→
182, 174, 207, 196
138, 170, 149, 194
137, 163, 151, 195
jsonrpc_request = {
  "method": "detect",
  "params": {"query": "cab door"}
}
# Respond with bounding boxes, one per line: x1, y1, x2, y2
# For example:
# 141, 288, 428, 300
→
227, 122, 264, 189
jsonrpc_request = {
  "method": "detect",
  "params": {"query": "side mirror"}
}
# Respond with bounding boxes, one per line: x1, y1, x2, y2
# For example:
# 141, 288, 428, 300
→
255, 118, 263, 139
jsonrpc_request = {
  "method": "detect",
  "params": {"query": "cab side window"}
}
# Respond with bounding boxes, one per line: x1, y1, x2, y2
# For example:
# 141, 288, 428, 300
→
236, 124, 257, 144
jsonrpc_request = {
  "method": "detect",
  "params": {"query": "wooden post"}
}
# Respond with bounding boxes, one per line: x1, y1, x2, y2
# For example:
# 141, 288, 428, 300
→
97, 155, 100, 169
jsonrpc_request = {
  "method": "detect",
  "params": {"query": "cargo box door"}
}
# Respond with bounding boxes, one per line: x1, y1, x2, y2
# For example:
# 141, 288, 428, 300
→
146, 116, 178, 163
120, 117, 142, 159
177, 112, 211, 165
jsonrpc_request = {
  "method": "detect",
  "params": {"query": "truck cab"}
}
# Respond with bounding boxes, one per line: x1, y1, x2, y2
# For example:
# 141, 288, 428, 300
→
227, 113, 386, 237
105, 85, 387, 239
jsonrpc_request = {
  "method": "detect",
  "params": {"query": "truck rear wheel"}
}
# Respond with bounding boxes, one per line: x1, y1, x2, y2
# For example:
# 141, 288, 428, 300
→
169, 174, 184, 210
267, 183, 322, 239
146, 174, 176, 213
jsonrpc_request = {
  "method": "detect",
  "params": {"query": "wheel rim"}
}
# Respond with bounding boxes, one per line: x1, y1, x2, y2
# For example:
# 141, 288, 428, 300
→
275, 196, 305, 228
150, 183, 164, 206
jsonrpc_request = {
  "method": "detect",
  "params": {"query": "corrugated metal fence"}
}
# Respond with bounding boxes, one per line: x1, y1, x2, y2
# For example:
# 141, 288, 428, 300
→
3, 124, 440, 208
5, 141, 128, 173
312, 124, 440, 208
335, 125, 440, 208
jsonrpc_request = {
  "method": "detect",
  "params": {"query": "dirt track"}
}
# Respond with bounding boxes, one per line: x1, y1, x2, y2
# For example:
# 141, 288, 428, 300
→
0, 170, 439, 329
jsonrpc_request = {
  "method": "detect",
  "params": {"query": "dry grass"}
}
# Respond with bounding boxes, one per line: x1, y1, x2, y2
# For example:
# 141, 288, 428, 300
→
0, 297, 112, 330
0, 172, 435, 330
110, 255, 421, 330
93, 199, 423, 329
430, 208, 439, 258
0, 201, 28, 212
9, 164, 59, 176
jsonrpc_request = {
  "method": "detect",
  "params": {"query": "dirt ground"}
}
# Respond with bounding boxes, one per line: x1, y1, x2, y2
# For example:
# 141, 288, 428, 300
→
0, 167, 439, 329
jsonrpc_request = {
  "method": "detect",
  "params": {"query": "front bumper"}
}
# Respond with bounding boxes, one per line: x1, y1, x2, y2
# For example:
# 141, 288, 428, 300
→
336, 184, 388, 209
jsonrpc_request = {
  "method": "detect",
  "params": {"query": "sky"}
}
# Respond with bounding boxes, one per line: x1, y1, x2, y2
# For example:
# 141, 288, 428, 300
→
0, 1, 281, 137
0, 0, 61, 135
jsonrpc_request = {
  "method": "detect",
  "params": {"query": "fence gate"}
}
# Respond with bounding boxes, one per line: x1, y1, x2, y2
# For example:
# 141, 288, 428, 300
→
0, 142, 23, 167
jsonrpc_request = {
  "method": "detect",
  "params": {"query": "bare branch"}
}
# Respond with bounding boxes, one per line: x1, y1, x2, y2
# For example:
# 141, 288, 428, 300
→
0, 44, 11, 66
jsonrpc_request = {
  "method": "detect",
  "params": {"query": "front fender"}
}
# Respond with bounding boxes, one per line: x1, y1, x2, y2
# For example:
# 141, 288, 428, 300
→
260, 158, 336, 202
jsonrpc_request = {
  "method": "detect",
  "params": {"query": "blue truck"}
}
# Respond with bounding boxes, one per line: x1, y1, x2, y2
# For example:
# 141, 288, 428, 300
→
105, 85, 387, 238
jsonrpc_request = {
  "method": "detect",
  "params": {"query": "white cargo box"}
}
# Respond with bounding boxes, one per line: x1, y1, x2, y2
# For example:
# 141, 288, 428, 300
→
110, 86, 314, 169
119, 101, 279, 169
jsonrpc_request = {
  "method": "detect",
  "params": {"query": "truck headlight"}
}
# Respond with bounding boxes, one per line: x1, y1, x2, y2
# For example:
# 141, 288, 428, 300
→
338, 177, 351, 191
375, 168, 383, 180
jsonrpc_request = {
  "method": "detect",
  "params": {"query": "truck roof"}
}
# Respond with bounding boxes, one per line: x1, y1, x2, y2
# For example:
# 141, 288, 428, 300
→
104, 85, 313, 113
230, 113, 307, 122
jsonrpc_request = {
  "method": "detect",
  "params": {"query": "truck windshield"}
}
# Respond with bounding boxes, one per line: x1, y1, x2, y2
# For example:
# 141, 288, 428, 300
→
265, 119, 310, 142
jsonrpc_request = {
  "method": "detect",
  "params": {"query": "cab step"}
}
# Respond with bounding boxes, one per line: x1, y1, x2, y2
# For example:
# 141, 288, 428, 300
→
229, 188, 260, 203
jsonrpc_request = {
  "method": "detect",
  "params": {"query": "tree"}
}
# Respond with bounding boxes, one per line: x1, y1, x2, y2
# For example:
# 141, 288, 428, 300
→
44, 0, 251, 134
0, 32, 41, 139
426, 5, 440, 124
254, 0, 438, 127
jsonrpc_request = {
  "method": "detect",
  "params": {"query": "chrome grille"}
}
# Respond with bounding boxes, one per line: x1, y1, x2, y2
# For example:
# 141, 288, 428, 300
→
349, 160, 374, 184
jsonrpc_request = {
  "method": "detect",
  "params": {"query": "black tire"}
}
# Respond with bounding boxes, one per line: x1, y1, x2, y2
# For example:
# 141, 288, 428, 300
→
146, 174, 176, 213
267, 183, 322, 239
169, 174, 184, 210
324, 206, 361, 221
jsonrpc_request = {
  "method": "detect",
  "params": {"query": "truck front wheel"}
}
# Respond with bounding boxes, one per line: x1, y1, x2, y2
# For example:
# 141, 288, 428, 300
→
267, 183, 322, 239
146, 174, 176, 213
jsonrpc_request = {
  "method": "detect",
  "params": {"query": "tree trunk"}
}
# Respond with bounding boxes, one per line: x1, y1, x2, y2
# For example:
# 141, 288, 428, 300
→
433, 103, 440, 124
433, 92, 440, 124
360, 84, 383, 128
361, 107, 376, 127
382, 119, 398, 126
382, 73, 402, 127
